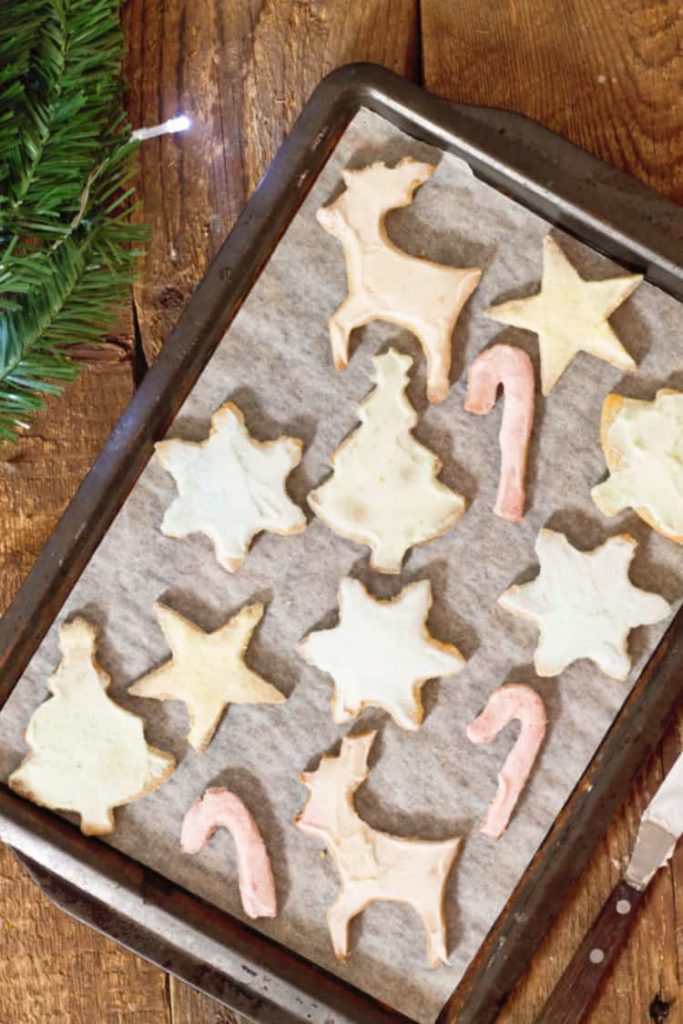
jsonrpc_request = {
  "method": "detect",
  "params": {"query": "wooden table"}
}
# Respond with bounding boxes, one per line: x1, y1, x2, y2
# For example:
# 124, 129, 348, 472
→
1, 2, 682, 1021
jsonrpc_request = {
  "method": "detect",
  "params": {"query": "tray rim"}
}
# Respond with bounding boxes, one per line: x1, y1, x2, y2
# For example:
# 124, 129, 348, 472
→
1, 61, 683, 1024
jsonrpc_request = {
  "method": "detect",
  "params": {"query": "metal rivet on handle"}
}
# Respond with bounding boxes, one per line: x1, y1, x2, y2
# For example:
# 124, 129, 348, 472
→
616, 899, 632, 915
589, 948, 605, 964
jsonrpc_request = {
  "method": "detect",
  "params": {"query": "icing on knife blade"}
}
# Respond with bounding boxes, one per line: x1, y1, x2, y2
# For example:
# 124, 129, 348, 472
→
625, 751, 683, 890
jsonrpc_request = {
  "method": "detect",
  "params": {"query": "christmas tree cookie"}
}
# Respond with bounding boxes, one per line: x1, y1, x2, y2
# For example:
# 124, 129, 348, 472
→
498, 529, 670, 680
592, 389, 683, 544
9, 618, 175, 836
156, 402, 306, 572
308, 349, 465, 572
298, 577, 464, 729
486, 236, 642, 395
317, 158, 481, 403
129, 602, 285, 752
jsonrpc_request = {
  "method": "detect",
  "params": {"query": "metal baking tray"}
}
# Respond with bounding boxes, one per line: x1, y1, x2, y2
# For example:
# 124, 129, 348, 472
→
1, 63, 683, 1024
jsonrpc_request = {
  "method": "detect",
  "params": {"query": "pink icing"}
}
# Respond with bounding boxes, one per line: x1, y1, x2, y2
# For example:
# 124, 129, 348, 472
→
465, 344, 535, 521
181, 787, 277, 919
467, 684, 546, 839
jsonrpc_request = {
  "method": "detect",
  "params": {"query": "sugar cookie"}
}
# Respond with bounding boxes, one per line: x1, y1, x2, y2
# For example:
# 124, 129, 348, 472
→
464, 343, 535, 521
498, 529, 670, 680
129, 602, 284, 752
467, 684, 546, 839
318, 158, 481, 403
298, 577, 464, 729
296, 731, 461, 967
308, 348, 465, 573
592, 388, 683, 544
9, 618, 175, 835
156, 402, 305, 572
486, 235, 641, 395
181, 787, 277, 919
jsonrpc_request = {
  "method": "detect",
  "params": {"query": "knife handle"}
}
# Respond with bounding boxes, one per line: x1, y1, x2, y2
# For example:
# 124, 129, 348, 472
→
535, 879, 645, 1024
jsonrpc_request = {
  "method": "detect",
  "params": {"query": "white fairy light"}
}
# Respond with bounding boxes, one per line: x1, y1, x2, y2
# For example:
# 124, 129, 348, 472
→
131, 115, 192, 142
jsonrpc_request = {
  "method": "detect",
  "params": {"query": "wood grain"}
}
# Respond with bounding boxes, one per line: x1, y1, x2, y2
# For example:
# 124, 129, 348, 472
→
168, 980, 241, 1024
421, 0, 683, 203
0, 2, 417, 1022
0, 365, 164, 1023
122, 0, 417, 361
421, 2, 683, 1021
2, 2, 683, 1023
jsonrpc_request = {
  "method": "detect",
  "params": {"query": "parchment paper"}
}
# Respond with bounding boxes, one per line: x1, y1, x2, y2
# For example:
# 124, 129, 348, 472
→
1, 109, 683, 1023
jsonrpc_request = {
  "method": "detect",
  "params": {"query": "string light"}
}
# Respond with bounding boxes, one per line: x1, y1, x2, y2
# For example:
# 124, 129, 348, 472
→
131, 115, 192, 142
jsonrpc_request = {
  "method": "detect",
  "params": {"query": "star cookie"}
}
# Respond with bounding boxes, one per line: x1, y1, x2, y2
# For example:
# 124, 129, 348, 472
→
9, 618, 175, 835
129, 602, 285, 752
298, 577, 465, 729
486, 235, 642, 395
592, 388, 683, 544
498, 529, 670, 680
156, 402, 306, 572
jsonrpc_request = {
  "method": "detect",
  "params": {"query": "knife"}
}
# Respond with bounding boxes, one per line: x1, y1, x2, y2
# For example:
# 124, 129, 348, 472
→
535, 750, 683, 1024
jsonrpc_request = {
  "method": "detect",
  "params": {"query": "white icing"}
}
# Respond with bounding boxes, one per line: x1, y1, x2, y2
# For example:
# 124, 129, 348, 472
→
592, 389, 683, 541
486, 235, 641, 394
317, 158, 481, 403
296, 731, 461, 967
298, 577, 464, 729
129, 603, 285, 752
498, 529, 671, 680
9, 619, 174, 835
156, 402, 305, 572
308, 349, 465, 573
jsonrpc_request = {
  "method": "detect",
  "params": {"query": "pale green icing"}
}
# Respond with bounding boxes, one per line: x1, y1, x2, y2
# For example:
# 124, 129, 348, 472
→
592, 391, 683, 537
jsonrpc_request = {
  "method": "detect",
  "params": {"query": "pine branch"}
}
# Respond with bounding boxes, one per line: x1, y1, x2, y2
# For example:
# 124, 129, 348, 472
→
0, 0, 143, 442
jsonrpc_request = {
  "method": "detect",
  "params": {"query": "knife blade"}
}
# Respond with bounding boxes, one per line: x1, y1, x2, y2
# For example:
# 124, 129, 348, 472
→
625, 751, 683, 889
535, 750, 683, 1024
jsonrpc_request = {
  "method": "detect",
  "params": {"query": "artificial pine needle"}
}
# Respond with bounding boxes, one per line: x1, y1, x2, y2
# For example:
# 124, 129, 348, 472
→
0, 0, 143, 441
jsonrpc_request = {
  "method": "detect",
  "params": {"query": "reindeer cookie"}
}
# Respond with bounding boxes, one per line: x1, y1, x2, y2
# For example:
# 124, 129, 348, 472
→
317, 157, 481, 403
296, 731, 461, 967
308, 349, 465, 573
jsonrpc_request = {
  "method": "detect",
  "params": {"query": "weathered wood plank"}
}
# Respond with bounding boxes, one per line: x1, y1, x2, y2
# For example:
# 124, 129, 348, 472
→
497, 733, 682, 1023
0, 843, 171, 1024
0, 365, 173, 1024
421, 0, 683, 201
122, 0, 418, 362
5, 3, 683, 1022
168, 979, 242, 1024
421, 2, 683, 1020
0, 3, 418, 1022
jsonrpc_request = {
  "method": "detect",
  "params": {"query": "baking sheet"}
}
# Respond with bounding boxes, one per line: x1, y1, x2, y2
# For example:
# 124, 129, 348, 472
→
1, 109, 683, 1023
